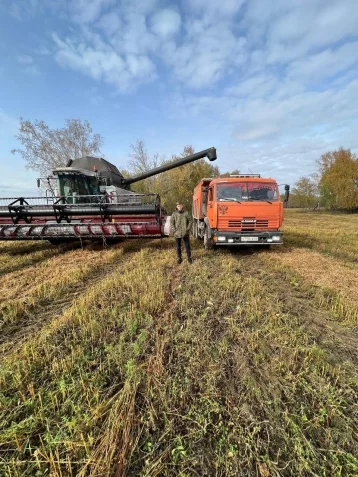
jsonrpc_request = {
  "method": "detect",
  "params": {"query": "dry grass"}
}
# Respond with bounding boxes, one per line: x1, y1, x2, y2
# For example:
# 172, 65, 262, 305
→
0, 215, 357, 476
0, 246, 126, 341
283, 209, 358, 263
270, 209, 358, 323
266, 248, 358, 322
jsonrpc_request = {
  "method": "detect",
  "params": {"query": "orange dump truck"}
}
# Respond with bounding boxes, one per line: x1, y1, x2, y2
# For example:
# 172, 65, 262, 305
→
192, 175, 289, 248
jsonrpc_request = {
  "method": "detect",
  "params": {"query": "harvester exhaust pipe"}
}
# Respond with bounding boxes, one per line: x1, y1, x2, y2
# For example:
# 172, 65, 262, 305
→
123, 147, 217, 186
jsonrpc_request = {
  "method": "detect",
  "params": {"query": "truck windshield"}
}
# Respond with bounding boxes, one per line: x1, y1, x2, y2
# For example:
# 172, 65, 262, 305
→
217, 182, 279, 202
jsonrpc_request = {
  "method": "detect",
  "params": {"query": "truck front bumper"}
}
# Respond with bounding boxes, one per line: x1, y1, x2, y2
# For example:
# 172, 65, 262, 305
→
212, 231, 283, 245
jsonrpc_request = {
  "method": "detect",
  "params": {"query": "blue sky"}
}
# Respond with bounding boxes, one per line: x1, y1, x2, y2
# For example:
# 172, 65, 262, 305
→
0, 0, 357, 196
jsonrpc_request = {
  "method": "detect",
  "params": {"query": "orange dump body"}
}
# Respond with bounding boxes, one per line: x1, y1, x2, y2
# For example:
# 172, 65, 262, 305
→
192, 176, 284, 246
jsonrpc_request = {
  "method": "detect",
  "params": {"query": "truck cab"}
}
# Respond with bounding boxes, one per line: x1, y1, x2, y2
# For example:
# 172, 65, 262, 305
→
192, 175, 287, 248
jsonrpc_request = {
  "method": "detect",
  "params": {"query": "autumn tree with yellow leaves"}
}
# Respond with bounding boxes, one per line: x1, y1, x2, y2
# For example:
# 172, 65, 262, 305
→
289, 148, 358, 210
317, 148, 358, 210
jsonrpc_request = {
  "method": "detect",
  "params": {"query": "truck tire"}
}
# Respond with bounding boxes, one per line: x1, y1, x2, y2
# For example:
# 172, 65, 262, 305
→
204, 227, 214, 250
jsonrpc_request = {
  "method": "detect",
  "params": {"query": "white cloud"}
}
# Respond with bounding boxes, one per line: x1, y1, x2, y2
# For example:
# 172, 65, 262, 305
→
287, 41, 358, 83
170, 76, 358, 175
264, 0, 358, 64
50, 0, 250, 90
52, 33, 156, 91
9, 2, 22, 20
18, 55, 33, 64
226, 74, 278, 98
44, 0, 358, 184
120, 0, 160, 15
149, 9, 181, 38
185, 0, 245, 17
97, 11, 122, 37
232, 79, 358, 141
110, 12, 159, 56
220, 134, 355, 186
161, 24, 247, 88
8, 0, 41, 20
70, 0, 114, 24
24, 65, 41, 76
34, 46, 51, 55
17, 54, 40, 75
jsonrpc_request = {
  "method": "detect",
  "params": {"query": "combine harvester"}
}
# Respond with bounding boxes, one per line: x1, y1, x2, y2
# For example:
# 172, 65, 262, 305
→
0, 148, 217, 242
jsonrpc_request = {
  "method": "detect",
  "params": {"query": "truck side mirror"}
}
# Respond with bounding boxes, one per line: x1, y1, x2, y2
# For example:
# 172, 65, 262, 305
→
284, 185, 290, 202
37, 178, 41, 188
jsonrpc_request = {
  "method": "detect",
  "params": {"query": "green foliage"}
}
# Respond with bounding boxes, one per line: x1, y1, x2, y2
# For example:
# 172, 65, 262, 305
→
290, 175, 319, 208
130, 143, 219, 213
318, 148, 358, 210
290, 148, 358, 210
219, 169, 240, 178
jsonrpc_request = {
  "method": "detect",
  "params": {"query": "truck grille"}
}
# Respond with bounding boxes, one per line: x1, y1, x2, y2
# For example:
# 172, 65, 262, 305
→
228, 219, 269, 229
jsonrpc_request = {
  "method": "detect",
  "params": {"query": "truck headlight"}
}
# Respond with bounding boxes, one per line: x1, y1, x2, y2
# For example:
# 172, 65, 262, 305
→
228, 238, 234, 243
217, 236, 226, 242
272, 236, 281, 241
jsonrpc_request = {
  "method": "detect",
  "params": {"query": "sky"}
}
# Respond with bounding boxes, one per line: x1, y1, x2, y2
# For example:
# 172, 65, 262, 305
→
0, 0, 357, 196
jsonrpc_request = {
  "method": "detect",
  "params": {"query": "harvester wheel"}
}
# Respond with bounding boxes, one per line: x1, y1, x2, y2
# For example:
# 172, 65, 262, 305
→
204, 228, 214, 250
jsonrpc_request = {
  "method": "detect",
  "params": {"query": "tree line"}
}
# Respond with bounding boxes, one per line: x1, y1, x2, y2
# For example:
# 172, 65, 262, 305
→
289, 148, 358, 210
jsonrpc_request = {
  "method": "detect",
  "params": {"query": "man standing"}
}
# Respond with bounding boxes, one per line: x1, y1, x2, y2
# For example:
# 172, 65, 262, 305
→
170, 202, 193, 264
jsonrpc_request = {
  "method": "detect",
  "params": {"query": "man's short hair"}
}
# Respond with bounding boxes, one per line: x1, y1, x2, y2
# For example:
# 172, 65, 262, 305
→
176, 202, 183, 206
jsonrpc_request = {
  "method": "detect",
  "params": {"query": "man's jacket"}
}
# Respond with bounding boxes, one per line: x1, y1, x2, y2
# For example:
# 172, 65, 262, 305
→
170, 210, 193, 238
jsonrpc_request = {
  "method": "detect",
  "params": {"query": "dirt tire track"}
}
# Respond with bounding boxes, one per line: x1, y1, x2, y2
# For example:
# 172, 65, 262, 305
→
232, 251, 358, 366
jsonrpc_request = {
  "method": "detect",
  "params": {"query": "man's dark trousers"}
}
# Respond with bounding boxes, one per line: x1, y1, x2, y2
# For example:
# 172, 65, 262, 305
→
176, 236, 191, 261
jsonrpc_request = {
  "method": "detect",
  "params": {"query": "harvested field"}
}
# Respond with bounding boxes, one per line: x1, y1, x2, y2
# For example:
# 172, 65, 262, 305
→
0, 210, 357, 476
282, 210, 358, 263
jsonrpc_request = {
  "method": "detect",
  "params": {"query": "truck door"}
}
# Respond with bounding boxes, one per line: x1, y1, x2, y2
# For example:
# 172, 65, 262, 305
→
202, 186, 208, 217
207, 186, 217, 229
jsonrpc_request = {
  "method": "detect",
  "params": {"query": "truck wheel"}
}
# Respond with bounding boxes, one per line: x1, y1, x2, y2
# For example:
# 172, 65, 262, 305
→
204, 228, 214, 250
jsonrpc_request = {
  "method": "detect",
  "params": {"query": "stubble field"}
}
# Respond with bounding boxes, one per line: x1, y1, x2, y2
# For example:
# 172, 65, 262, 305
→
0, 210, 357, 476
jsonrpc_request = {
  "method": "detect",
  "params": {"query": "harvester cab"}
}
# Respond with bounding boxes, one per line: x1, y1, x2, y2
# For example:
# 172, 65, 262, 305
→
0, 147, 217, 241
55, 169, 101, 198
50, 156, 137, 204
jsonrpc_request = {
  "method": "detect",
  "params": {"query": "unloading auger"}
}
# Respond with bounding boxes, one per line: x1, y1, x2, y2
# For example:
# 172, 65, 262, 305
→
0, 147, 217, 242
